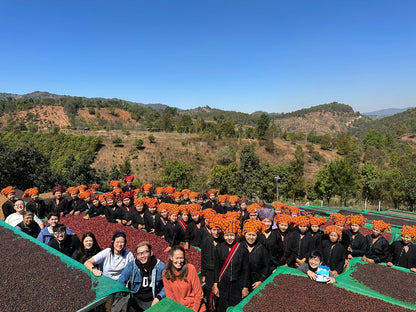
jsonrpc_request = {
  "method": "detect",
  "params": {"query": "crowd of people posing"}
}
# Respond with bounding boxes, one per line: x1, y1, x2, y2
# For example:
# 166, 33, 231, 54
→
2, 176, 416, 312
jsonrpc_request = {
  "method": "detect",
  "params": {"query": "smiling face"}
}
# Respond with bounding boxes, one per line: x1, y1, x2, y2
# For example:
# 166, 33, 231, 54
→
113, 237, 125, 254
161, 210, 168, 218
181, 214, 189, 222
70, 193, 78, 200
311, 224, 320, 233
169, 213, 178, 223
262, 218, 272, 230
224, 232, 236, 245
245, 231, 257, 245
210, 227, 220, 239
54, 230, 66, 242
278, 222, 289, 233
351, 223, 360, 233
136, 245, 151, 265
7, 192, 16, 201
401, 235, 412, 245
308, 256, 322, 269
249, 212, 257, 220
171, 249, 185, 271
14, 201, 25, 214
372, 228, 381, 237
48, 216, 59, 227
23, 215, 34, 226
83, 236, 94, 250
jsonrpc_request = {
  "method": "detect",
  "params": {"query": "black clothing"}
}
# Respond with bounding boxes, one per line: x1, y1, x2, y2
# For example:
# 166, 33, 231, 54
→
122, 185, 136, 192
185, 220, 207, 248
240, 210, 249, 229
241, 240, 270, 288
283, 230, 312, 267
104, 205, 123, 223
164, 221, 181, 246
365, 234, 390, 263
214, 205, 227, 214
68, 198, 88, 213
308, 230, 323, 252
180, 199, 191, 205
214, 242, 250, 312
120, 205, 134, 223
259, 230, 283, 271
144, 211, 157, 232
15, 221, 41, 238
344, 230, 367, 257
389, 241, 416, 269
2, 200, 15, 219
154, 215, 168, 236
72, 246, 102, 263
201, 234, 223, 293
26, 199, 47, 219
276, 229, 291, 266
46, 198, 70, 215
321, 240, 346, 275
48, 235, 81, 257
202, 201, 216, 210
130, 209, 146, 229
86, 204, 105, 218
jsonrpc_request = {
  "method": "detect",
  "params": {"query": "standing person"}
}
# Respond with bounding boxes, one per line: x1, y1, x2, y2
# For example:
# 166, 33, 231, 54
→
85, 231, 134, 312
15, 211, 41, 238
48, 224, 81, 258
200, 215, 223, 311
239, 197, 250, 228
362, 220, 391, 264
1, 186, 17, 220
131, 197, 146, 230
37, 212, 75, 244
143, 198, 159, 233
72, 232, 102, 263
122, 176, 136, 192
24, 187, 47, 219
321, 226, 346, 276
307, 215, 326, 252
47, 186, 69, 216
203, 189, 218, 210
118, 241, 166, 311
345, 214, 367, 259
184, 204, 206, 249
387, 225, 416, 271
212, 219, 250, 312
284, 216, 312, 268
274, 213, 292, 266
241, 219, 270, 291
163, 245, 205, 312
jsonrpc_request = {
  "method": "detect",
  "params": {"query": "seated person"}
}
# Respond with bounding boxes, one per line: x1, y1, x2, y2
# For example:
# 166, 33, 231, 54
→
15, 211, 41, 238
37, 212, 75, 244
298, 250, 336, 284
5, 200, 43, 228
48, 224, 80, 258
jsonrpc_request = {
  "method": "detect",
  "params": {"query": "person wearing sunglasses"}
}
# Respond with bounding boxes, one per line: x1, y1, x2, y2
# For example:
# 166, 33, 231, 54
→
118, 241, 166, 311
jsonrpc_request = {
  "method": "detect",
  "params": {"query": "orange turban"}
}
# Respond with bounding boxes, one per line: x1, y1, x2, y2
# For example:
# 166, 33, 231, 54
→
401, 225, 416, 238
272, 201, 287, 211
124, 175, 135, 182
247, 203, 261, 214
287, 206, 300, 215
179, 204, 190, 215
242, 219, 266, 235
110, 180, 121, 188
217, 195, 229, 203
309, 215, 327, 226
113, 188, 122, 195
164, 186, 176, 194
202, 208, 216, 219
330, 213, 347, 226
347, 214, 366, 227
90, 184, 100, 191
23, 187, 40, 198
220, 218, 241, 236
157, 202, 169, 213
172, 192, 182, 199
155, 187, 165, 194
141, 184, 153, 192
205, 214, 222, 229
324, 225, 342, 239
77, 185, 88, 192
293, 215, 310, 227
134, 197, 145, 206
103, 192, 115, 201
224, 211, 241, 221
373, 220, 391, 232
207, 189, 219, 195
189, 203, 202, 215
1, 186, 16, 196
181, 189, 191, 195
275, 213, 292, 225
239, 197, 249, 204
146, 198, 158, 208
189, 192, 200, 199
66, 187, 79, 195
228, 195, 239, 203
168, 204, 180, 216
79, 190, 92, 199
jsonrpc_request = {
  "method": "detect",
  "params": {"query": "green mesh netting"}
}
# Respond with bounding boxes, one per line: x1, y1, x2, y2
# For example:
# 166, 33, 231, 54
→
0, 220, 127, 311
146, 297, 194, 312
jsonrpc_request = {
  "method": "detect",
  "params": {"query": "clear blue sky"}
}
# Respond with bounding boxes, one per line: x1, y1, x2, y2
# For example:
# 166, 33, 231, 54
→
1, 0, 415, 114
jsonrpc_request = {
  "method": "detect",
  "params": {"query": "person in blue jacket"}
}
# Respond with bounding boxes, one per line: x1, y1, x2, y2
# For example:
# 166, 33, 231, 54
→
37, 212, 75, 244
118, 241, 166, 311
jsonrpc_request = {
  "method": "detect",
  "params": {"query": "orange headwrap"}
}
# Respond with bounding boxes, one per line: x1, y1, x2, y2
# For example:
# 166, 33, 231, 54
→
373, 220, 391, 232
347, 214, 366, 227
164, 186, 176, 194
242, 219, 266, 235
207, 189, 219, 195
239, 197, 249, 204
220, 218, 241, 236
134, 197, 145, 206
206, 214, 222, 229
287, 206, 301, 215
324, 225, 342, 239
155, 187, 165, 194
189, 203, 202, 215
66, 187, 79, 195
110, 180, 121, 188
157, 202, 169, 214
172, 192, 182, 199
79, 190, 92, 199
168, 204, 180, 216
202, 208, 217, 219
23, 187, 40, 198
330, 213, 347, 226
1, 186, 16, 196
217, 194, 228, 203
181, 189, 191, 196
272, 201, 287, 211
77, 185, 88, 192
401, 225, 416, 238
228, 195, 239, 203
103, 192, 115, 201
124, 175, 135, 182
275, 213, 292, 225
97, 194, 105, 202
224, 211, 241, 221
146, 198, 158, 208
179, 204, 190, 215
189, 192, 200, 199
141, 184, 153, 192
247, 203, 261, 214
90, 184, 100, 191
113, 188, 122, 195
309, 215, 327, 226
293, 215, 310, 227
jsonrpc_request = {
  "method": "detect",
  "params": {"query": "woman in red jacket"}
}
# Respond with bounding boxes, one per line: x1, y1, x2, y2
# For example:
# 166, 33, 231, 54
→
162, 245, 205, 312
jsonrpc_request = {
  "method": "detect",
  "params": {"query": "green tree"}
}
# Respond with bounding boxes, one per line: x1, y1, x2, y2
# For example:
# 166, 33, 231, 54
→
216, 146, 236, 165
256, 113, 270, 140
209, 163, 240, 195
119, 158, 132, 177
112, 136, 122, 146
134, 139, 144, 148
161, 160, 194, 189
148, 134, 156, 143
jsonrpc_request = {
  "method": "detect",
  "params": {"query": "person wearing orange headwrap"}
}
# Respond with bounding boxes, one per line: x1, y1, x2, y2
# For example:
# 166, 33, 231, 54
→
189, 192, 200, 203
344, 214, 367, 259
163, 187, 176, 203
362, 220, 391, 264
67, 187, 88, 216
155, 203, 169, 236
308, 215, 327, 251
247, 203, 260, 221
1, 186, 17, 220
203, 189, 218, 210
24, 187, 47, 219
212, 218, 250, 312
130, 197, 146, 230
122, 176, 136, 192
164, 204, 181, 252
110, 180, 121, 190
228, 195, 239, 212
103, 192, 123, 224
216, 195, 229, 214
155, 187, 165, 204
143, 198, 158, 233
387, 225, 416, 271
119, 191, 134, 226
284, 216, 312, 268
184, 204, 205, 250
181, 189, 191, 205
171, 192, 183, 205
242, 219, 270, 291
84, 194, 105, 220
141, 184, 153, 198
322, 225, 346, 276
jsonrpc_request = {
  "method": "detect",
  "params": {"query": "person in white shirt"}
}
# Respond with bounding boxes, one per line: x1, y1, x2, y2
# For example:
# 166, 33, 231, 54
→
5, 200, 43, 228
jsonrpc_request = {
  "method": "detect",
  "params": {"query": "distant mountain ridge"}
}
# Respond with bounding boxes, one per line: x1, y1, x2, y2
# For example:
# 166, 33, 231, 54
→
363, 107, 414, 119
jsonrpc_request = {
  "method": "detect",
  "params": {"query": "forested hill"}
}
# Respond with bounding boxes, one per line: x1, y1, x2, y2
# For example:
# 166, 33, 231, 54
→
349, 107, 416, 139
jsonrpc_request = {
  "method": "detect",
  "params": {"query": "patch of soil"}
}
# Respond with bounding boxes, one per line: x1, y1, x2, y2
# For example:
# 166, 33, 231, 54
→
0, 106, 71, 128
243, 274, 413, 312
0, 225, 96, 312
351, 263, 416, 303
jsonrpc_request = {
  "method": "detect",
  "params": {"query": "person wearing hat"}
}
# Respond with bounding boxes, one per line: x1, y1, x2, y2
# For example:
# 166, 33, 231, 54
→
180, 189, 192, 205
241, 219, 270, 291
120, 191, 134, 226
184, 203, 207, 249
387, 225, 416, 271
330, 213, 351, 253
24, 187, 47, 219
307, 215, 327, 252
104, 193, 123, 224
362, 220, 391, 264
257, 208, 282, 272
321, 225, 346, 276
163, 187, 176, 204
15, 211, 41, 238
143, 198, 159, 233
203, 189, 218, 210
284, 215, 313, 268
345, 214, 367, 259
84, 195, 105, 220
122, 176, 136, 192
141, 184, 154, 199
155, 187, 166, 204
110, 180, 121, 191
274, 213, 292, 266
164, 205, 181, 252
155, 203, 169, 236
211, 219, 249, 312
1, 186, 17, 220
47, 186, 69, 216
131, 197, 146, 230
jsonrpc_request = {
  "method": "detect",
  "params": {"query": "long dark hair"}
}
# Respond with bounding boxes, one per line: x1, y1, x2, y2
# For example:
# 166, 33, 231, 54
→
76, 232, 102, 263
110, 231, 127, 256
163, 245, 188, 282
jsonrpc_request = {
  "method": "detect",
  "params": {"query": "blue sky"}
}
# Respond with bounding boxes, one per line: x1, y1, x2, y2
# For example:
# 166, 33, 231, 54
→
1, 1, 415, 114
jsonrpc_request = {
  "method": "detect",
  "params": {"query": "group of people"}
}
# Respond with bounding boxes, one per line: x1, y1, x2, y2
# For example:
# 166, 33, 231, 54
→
2, 179, 416, 312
